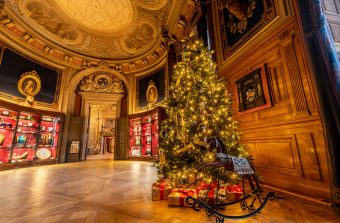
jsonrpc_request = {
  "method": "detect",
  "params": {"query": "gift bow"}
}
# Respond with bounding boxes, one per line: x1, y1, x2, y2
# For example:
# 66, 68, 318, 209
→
153, 179, 172, 190
197, 180, 220, 192
171, 189, 196, 197
227, 184, 243, 193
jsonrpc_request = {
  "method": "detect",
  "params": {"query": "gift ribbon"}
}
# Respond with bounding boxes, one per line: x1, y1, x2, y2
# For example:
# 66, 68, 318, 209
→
170, 189, 196, 206
196, 181, 219, 193
153, 181, 172, 200
226, 184, 242, 193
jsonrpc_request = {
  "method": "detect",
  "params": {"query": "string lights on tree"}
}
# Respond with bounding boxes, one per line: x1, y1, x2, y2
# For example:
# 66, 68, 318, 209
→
156, 39, 248, 184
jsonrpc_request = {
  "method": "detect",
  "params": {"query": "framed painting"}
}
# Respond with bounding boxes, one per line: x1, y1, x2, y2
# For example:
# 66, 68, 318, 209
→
218, 0, 276, 60
235, 67, 271, 114
0, 46, 61, 108
137, 67, 165, 109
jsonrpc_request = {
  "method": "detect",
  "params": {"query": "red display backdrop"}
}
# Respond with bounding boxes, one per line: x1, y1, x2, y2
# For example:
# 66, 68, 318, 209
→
0, 105, 62, 164
0, 108, 18, 163
128, 107, 164, 160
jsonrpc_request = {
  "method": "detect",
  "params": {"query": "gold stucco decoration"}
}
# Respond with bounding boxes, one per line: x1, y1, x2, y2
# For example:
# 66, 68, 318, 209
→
146, 80, 158, 106
17, 70, 41, 105
78, 73, 125, 94
53, 0, 133, 33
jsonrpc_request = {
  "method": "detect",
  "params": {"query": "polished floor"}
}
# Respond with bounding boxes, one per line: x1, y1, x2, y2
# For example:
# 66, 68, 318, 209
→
0, 160, 339, 223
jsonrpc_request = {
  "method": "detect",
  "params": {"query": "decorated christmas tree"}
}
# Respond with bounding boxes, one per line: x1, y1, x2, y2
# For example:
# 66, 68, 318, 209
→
156, 40, 248, 183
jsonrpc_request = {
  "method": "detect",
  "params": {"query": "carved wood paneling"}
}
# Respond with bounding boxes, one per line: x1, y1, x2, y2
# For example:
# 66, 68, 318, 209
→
216, 19, 330, 199
283, 42, 309, 112
266, 63, 289, 104
244, 136, 302, 176
295, 133, 323, 181
242, 129, 329, 198
258, 104, 291, 119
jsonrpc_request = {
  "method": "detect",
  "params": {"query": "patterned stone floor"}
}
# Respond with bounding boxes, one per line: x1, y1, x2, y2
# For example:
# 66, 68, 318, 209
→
0, 160, 339, 223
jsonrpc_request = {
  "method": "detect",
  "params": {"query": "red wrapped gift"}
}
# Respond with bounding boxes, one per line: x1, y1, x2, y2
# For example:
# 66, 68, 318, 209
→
152, 180, 172, 201
196, 180, 218, 193
226, 184, 243, 201
198, 187, 227, 204
226, 184, 243, 193
168, 189, 197, 207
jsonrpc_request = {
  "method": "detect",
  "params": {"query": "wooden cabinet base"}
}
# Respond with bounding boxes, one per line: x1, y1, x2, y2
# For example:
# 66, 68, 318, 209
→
0, 160, 58, 170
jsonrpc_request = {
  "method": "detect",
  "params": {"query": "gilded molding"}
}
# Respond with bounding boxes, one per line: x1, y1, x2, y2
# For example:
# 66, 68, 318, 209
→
0, 0, 186, 74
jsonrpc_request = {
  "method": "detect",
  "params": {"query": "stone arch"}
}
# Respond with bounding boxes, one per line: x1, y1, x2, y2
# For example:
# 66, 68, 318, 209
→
64, 67, 131, 115
63, 67, 131, 160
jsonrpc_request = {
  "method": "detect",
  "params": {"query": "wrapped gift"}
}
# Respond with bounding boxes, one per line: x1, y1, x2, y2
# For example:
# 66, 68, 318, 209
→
226, 184, 243, 201
198, 187, 227, 204
152, 179, 172, 201
168, 189, 197, 207
195, 180, 219, 193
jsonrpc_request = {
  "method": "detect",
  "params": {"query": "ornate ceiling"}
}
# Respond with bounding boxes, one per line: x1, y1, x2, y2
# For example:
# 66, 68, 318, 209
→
53, 0, 134, 34
0, 0, 200, 73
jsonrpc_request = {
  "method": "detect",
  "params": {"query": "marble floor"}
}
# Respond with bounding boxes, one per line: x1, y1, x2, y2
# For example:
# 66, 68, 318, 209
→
0, 160, 339, 223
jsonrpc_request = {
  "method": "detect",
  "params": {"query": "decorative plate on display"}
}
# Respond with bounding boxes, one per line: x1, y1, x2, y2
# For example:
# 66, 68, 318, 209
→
36, 148, 52, 160
1, 111, 10, 116
42, 117, 53, 122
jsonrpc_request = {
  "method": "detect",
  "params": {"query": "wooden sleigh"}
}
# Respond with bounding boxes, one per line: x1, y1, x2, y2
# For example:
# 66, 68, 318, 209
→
185, 137, 275, 222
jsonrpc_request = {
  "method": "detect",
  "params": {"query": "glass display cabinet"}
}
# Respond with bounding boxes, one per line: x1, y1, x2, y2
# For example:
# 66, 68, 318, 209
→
37, 116, 61, 161
128, 107, 164, 160
0, 103, 63, 166
12, 112, 40, 163
0, 108, 18, 164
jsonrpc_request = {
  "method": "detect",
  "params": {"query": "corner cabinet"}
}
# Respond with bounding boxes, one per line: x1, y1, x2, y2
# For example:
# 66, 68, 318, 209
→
0, 102, 63, 168
128, 107, 165, 160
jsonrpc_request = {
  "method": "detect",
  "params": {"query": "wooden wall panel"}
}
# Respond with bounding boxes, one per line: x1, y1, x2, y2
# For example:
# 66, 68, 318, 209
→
216, 13, 331, 200
295, 133, 323, 181
282, 42, 308, 112
266, 63, 289, 103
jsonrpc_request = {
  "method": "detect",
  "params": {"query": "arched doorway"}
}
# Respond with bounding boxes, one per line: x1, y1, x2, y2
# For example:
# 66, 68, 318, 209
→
71, 70, 129, 160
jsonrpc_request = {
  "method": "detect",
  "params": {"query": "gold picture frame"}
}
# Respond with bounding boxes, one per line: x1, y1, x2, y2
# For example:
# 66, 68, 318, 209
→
0, 45, 61, 109
146, 80, 158, 105
17, 70, 41, 105
18, 70, 41, 97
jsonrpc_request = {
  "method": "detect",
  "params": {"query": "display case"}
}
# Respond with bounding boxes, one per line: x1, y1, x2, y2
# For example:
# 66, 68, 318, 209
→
0, 102, 63, 167
128, 107, 164, 160
0, 108, 18, 164
37, 116, 61, 160
12, 112, 40, 163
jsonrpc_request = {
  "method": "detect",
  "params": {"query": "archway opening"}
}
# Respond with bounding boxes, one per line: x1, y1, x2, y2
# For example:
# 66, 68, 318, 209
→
75, 71, 127, 160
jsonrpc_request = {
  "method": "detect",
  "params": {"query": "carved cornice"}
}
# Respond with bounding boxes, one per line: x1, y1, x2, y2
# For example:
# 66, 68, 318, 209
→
77, 72, 126, 94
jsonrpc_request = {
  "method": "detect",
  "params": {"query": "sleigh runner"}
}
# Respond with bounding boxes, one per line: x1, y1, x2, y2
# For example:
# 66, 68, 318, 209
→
183, 138, 275, 222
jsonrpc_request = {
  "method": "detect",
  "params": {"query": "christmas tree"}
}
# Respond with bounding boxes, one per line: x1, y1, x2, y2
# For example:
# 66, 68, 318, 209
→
156, 40, 248, 183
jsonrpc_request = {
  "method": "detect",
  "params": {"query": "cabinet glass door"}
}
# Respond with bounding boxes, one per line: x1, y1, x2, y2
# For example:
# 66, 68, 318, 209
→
141, 115, 152, 156
129, 118, 141, 156
36, 116, 61, 160
151, 112, 159, 157
0, 107, 18, 164
12, 112, 40, 162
